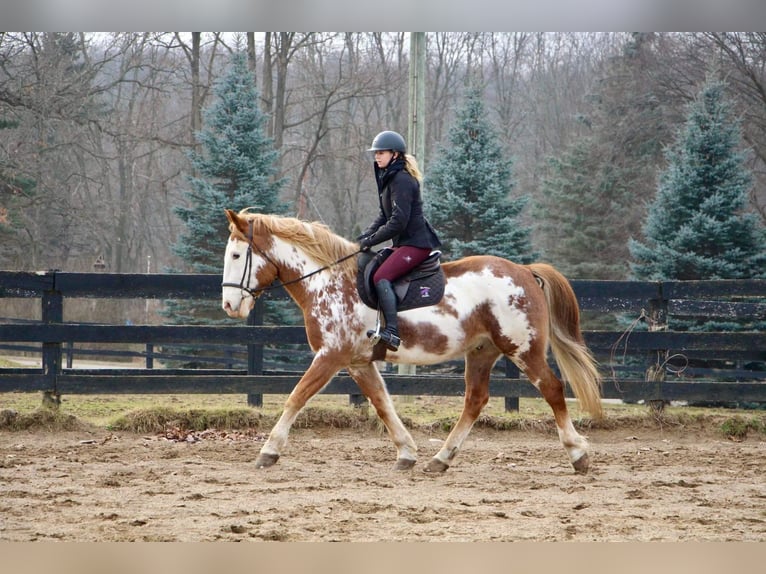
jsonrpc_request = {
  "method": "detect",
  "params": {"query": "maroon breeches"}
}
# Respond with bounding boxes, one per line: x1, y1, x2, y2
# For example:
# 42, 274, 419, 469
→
373, 246, 432, 284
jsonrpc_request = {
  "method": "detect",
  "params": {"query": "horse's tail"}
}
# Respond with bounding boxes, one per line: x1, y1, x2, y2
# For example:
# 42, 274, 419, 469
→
527, 263, 603, 419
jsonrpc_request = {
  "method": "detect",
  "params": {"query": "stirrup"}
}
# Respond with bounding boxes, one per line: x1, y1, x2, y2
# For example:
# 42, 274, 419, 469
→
379, 329, 401, 351
367, 327, 382, 345
367, 313, 383, 345
366, 326, 400, 350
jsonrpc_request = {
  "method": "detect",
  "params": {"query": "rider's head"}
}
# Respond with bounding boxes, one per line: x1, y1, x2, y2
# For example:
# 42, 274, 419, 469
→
368, 130, 406, 169
368, 130, 407, 154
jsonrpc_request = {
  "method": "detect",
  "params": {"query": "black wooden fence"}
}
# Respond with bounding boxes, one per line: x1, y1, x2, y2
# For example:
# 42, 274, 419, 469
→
0, 270, 764, 410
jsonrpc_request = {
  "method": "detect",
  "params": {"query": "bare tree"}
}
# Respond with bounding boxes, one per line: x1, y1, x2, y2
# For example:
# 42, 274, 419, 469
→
2, 31, 761, 290
262, 33, 320, 150
283, 33, 389, 231
424, 33, 472, 149
703, 33, 766, 223
171, 32, 226, 145
0, 32, 125, 268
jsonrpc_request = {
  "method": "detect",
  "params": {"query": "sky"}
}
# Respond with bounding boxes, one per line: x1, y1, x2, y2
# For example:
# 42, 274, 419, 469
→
2, 0, 765, 32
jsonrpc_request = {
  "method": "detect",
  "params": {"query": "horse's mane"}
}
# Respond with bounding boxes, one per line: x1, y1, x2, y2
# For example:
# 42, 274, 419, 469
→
230, 211, 358, 280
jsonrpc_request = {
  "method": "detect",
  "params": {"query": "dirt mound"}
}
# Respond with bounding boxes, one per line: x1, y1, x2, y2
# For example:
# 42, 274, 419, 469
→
0, 408, 90, 432
4, 405, 763, 442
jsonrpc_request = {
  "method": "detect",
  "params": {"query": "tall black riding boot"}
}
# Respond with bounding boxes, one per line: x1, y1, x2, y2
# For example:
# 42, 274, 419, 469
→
371, 279, 401, 351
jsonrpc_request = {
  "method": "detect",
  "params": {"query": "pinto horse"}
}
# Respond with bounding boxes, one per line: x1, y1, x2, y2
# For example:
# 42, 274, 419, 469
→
221, 209, 603, 474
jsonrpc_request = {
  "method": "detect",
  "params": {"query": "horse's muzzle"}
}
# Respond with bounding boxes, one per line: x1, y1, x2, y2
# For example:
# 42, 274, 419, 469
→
222, 294, 254, 319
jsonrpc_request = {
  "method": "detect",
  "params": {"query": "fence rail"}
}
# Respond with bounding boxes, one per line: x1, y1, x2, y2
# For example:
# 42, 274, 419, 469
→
1, 271, 764, 410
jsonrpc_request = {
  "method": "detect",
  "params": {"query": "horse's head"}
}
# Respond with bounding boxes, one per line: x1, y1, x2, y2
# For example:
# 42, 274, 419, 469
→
221, 209, 279, 319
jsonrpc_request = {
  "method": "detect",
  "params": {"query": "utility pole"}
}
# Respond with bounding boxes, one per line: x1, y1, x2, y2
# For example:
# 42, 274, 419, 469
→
407, 32, 427, 171
400, 32, 427, 377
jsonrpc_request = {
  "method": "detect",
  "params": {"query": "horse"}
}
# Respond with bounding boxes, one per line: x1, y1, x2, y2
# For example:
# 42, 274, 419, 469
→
221, 208, 603, 474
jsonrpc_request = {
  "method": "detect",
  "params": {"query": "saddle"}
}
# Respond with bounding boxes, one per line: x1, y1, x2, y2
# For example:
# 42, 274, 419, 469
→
356, 247, 445, 311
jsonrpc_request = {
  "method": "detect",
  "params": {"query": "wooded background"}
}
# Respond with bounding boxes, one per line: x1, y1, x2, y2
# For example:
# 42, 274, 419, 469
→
1, 32, 765, 283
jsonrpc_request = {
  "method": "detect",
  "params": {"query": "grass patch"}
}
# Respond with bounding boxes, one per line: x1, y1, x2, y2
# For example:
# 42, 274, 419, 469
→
110, 407, 268, 434
0, 392, 259, 428
108, 404, 384, 434
294, 405, 379, 430
1, 392, 764, 437
0, 407, 91, 432
720, 415, 765, 439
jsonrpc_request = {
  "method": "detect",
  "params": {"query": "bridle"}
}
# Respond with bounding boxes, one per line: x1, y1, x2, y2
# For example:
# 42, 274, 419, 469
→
221, 219, 361, 298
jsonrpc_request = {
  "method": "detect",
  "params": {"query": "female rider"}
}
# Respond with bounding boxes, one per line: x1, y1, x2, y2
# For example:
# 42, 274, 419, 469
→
358, 130, 441, 351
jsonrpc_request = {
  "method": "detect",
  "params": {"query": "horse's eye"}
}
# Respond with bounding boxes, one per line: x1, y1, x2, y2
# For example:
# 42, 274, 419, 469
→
232, 253, 241, 260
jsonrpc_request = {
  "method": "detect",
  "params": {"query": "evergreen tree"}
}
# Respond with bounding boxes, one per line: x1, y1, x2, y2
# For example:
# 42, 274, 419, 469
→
167, 52, 289, 327
631, 79, 765, 407
629, 79, 766, 283
534, 33, 670, 280
174, 52, 287, 275
424, 86, 536, 263
536, 137, 637, 279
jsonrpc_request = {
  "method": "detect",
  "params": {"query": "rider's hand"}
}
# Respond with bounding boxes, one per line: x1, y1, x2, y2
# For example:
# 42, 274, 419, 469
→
359, 235, 374, 251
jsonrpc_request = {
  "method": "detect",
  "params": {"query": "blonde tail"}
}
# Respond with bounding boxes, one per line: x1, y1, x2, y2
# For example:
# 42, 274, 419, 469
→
527, 263, 603, 419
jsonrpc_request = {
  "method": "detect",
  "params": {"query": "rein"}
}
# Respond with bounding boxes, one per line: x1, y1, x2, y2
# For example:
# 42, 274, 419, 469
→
221, 219, 361, 298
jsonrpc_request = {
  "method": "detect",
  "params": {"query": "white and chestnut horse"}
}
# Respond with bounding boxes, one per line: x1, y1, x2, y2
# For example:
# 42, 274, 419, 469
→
221, 209, 603, 473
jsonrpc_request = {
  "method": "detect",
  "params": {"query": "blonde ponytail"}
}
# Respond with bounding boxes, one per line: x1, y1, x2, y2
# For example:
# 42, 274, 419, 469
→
403, 153, 423, 183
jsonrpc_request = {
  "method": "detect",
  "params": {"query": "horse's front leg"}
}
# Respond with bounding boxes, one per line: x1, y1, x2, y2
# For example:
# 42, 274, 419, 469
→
426, 345, 499, 473
255, 352, 339, 468
347, 363, 418, 470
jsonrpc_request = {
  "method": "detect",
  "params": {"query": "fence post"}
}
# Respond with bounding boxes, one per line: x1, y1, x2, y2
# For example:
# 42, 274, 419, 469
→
65, 341, 74, 368
41, 271, 62, 408
504, 357, 520, 412
145, 343, 154, 369
645, 282, 669, 412
246, 297, 265, 407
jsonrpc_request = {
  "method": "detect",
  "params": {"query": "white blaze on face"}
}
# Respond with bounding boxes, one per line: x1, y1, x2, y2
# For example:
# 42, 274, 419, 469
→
221, 236, 266, 318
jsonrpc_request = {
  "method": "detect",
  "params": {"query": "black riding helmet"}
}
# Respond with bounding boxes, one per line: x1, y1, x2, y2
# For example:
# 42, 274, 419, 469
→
368, 130, 407, 153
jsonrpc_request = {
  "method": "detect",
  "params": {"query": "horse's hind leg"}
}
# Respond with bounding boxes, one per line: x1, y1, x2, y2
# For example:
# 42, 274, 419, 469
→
523, 353, 591, 474
347, 363, 418, 470
425, 344, 499, 473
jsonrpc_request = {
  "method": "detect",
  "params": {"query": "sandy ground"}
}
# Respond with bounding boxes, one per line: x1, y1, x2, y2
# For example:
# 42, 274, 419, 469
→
1, 422, 764, 542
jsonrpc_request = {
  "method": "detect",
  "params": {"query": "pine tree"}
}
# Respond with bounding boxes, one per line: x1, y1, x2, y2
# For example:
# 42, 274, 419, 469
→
534, 34, 670, 280
174, 53, 287, 275
167, 52, 289, 327
536, 137, 638, 279
631, 79, 765, 407
629, 79, 766, 282
424, 86, 536, 263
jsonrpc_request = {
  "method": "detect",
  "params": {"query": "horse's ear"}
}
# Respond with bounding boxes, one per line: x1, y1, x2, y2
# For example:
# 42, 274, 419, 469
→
225, 209, 245, 234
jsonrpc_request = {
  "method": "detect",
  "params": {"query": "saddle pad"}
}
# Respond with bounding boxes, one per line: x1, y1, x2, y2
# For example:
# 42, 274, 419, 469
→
395, 267, 445, 311
356, 261, 445, 312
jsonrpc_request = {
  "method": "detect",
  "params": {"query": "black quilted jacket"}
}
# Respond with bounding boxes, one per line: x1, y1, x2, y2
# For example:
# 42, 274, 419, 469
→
362, 158, 441, 249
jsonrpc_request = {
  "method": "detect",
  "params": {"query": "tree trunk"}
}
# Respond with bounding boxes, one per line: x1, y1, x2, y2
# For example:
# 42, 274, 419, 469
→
261, 32, 274, 135
191, 32, 201, 146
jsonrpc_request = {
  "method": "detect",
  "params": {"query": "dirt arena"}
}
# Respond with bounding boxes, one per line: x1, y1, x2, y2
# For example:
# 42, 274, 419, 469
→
1, 421, 764, 542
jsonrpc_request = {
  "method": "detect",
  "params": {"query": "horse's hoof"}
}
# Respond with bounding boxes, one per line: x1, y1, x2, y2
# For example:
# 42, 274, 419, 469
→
572, 453, 590, 474
255, 452, 280, 468
424, 458, 449, 473
393, 458, 417, 470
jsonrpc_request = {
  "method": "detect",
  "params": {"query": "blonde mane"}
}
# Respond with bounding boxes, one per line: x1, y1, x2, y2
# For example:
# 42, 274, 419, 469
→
230, 211, 358, 280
